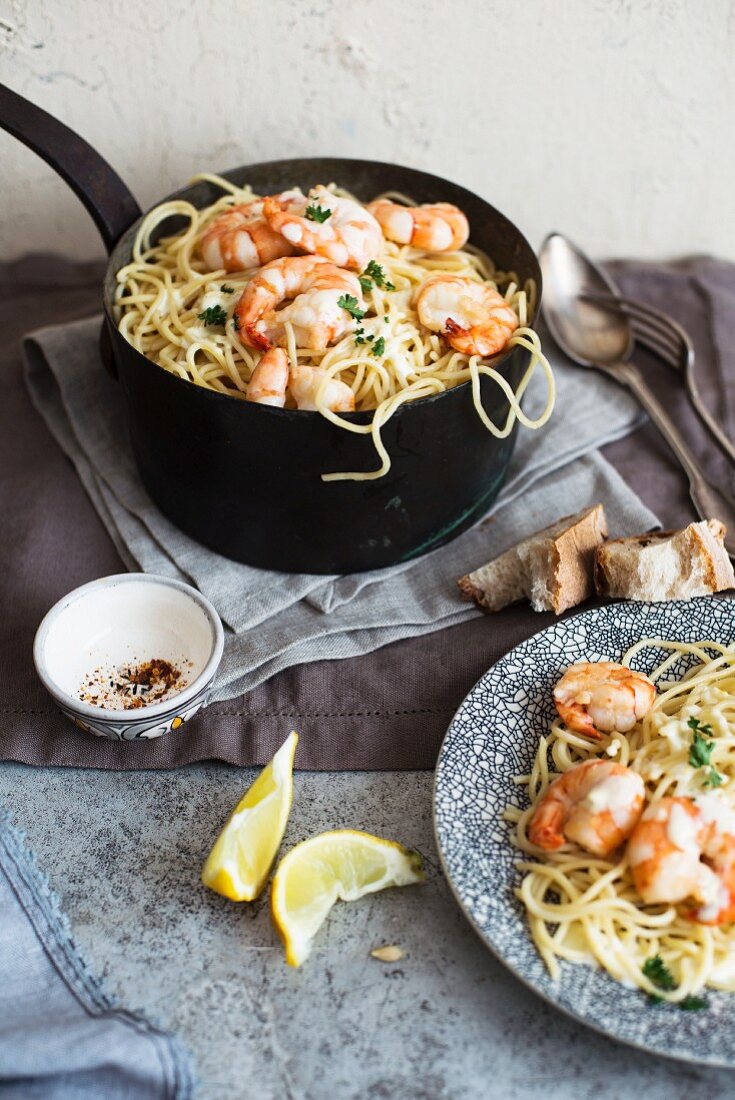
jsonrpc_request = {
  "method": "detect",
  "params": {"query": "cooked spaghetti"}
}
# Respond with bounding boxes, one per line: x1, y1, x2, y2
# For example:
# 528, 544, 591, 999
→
506, 639, 735, 1003
114, 175, 555, 481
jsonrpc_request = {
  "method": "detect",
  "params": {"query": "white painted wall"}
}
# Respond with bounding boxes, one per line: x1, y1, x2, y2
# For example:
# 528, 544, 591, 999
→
1, 0, 733, 262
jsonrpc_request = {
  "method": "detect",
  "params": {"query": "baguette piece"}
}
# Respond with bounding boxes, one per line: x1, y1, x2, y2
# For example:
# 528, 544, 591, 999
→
458, 505, 608, 614
594, 519, 735, 602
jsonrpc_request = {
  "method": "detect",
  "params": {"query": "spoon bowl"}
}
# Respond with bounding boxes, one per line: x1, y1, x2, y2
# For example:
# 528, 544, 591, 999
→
540, 232, 633, 367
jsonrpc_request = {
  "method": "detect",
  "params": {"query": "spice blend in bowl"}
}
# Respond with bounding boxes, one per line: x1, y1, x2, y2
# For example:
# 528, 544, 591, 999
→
79, 657, 194, 710
34, 574, 224, 741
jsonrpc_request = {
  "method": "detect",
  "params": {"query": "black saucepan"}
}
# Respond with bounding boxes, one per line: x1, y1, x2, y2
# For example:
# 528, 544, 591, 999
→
1, 84, 542, 574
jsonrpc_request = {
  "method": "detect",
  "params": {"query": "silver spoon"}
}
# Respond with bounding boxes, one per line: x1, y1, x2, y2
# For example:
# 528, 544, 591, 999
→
540, 232, 735, 556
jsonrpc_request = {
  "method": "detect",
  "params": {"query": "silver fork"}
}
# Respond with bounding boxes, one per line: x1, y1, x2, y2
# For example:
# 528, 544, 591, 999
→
583, 292, 735, 467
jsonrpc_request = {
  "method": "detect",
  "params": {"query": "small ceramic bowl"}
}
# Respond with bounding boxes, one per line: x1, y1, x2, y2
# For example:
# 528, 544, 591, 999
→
33, 573, 224, 741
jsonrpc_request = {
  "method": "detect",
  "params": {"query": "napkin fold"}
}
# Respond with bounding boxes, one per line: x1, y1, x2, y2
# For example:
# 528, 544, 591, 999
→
23, 317, 658, 699
0, 805, 193, 1099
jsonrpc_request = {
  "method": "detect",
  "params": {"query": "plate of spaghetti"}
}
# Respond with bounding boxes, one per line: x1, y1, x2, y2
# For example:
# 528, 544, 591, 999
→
114, 176, 554, 483
434, 597, 735, 1064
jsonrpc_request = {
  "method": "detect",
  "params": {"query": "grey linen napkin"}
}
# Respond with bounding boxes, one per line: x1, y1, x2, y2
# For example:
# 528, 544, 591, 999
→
0, 805, 193, 1099
23, 316, 658, 699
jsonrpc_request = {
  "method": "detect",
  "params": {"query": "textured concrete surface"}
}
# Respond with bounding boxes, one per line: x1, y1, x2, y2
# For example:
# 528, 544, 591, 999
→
1, 763, 734, 1099
1, 0, 734, 262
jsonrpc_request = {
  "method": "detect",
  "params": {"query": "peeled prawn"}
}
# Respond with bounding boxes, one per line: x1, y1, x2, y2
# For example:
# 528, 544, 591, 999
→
367, 199, 469, 252
234, 255, 364, 352
263, 186, 383, 271
246, 347, 289, 407
528, 759, 645, 857
629, 795, 735, 925
200, 193, 302, 272
245, 351, 354, 413
290, 366, 355, 412
553, 662, 657, 739
415, 276, 518, 357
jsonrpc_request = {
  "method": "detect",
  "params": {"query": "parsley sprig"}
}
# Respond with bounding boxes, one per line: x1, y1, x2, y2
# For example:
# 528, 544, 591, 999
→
359, 260, 395, 293
642, 955, 676, 996
642, 956, 708, 1010
338, 294, 365, 320
352, 327, 385, 358
305, 203, 332, 223
688, 717, 723, 787
198, 305, 228, 327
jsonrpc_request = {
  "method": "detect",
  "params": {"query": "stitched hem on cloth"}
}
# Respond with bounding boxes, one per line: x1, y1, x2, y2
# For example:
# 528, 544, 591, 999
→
0, 806, 196, 1098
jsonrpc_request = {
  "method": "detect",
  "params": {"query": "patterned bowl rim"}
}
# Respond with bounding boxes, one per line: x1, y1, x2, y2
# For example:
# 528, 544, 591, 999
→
33, 572, 224, 722
432, 598, 735, 1068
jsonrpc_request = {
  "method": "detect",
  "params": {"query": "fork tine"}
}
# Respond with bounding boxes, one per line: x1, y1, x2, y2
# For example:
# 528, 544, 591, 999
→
614, 304, 687, 355
580, 291, 691, 369
583, 292, 683, 345
621, 305, 695, 374
629, 322, 685, 371
610, 295, 694, 354
583, 292, 693, 356
628, 314, 683, 356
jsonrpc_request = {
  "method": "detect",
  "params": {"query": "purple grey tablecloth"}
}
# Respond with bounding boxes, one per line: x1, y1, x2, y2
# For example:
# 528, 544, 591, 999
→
2, 255, 732, 769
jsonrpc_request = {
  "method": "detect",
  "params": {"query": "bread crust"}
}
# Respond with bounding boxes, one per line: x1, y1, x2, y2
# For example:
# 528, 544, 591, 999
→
594, 519, 735, 601
458, 504, 608, 615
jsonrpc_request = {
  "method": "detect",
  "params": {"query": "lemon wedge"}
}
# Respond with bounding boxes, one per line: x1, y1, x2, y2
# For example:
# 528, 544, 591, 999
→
202, 731, 298, 901
271, 830, 424, 967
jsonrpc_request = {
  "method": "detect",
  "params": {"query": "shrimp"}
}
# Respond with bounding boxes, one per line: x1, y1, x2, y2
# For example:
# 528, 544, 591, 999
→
528, 759, 645, 857
290, 366, 355, 413
234, 255, 364, 353
415, 276, 518, 357
367, 199, 469, 252
246, 348, 289, 407
245, 352, 354, 412
628, 795, 735, 925
553, 662, 657, 740
200, 193, 302, 272
262, 186, 383, 271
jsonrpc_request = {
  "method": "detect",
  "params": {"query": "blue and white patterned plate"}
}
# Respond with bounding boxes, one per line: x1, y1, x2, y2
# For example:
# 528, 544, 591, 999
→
434, 597, 735, 1066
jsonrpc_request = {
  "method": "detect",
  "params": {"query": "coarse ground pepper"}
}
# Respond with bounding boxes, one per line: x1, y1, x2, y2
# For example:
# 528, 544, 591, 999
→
79, 657, 192, 710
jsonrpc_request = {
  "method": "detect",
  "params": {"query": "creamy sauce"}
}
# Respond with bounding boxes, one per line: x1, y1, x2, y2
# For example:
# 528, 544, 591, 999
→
695, 793, 735, 833
283, 222, 303, 244
583, 774, 642, 827
694, 866, 729, 921
666, 802, 700, 855
152, 287, 183, 318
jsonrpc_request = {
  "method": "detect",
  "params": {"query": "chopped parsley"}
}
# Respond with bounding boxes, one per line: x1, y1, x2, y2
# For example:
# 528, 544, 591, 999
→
688, 717, 723, 787
305, 203, 332, 223
642, 955, 676, 992
198, 305, 228, 327
232, 314, 241, 331
221, 284, 235, 293
371, 336, 386, 357
642, 956, 708, 1010
358, 275, 373, 293
338, 294, 365, 320
361, 259, 395, 291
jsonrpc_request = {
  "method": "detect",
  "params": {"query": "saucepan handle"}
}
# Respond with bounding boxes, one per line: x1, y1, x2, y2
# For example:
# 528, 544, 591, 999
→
0, 83, 142, 254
